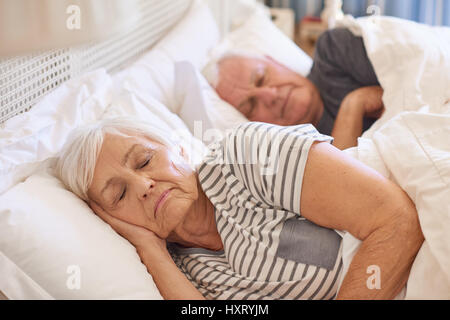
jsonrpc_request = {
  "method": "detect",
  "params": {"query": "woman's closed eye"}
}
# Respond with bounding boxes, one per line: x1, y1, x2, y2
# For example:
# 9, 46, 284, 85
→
109, 185, 126, 208
118, 187, 126, 201
139, 158, 150, 169
113, 152, 153, 204
115, 154, 152, 202
137, 153, 153, 169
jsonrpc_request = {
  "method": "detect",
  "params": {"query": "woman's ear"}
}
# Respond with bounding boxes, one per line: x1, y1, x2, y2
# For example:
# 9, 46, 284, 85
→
179, 145, 189, 162
171, 144, 195, 172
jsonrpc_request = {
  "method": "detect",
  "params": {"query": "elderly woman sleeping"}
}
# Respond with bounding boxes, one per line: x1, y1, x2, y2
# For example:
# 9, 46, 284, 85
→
55, 117, 424, 300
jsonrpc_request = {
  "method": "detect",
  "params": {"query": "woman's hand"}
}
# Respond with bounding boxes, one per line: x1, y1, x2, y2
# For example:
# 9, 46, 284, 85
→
89, 200, 205, 300
89, 201, 166, 255
332, 86, 384, 150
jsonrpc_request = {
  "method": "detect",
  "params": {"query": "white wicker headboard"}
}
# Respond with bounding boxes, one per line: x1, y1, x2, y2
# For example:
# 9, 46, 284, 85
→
0, 0, 193, 125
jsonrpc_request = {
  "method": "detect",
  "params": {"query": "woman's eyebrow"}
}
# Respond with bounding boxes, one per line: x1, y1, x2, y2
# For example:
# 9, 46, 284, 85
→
101, 177, 115, 199
121, 143, 140, 166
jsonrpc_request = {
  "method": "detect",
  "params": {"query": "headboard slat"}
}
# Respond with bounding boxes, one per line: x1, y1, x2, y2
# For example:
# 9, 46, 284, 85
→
0, 0, 192, 125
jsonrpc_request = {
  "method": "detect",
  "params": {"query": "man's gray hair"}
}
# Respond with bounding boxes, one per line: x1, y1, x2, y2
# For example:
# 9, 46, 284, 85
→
55, 117, 177, 202
202, 50, 266, 88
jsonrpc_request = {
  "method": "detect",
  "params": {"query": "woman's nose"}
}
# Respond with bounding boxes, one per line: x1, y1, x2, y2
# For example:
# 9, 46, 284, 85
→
136, 175, 155, 201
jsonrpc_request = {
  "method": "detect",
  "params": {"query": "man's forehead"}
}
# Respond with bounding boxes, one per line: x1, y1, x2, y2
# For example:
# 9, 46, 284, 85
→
216, 56, 267, 103
220, 56, 266, 77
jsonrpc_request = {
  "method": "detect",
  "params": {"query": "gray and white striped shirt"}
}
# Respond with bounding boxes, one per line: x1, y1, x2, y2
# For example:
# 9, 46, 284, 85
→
169, 122, 344, 300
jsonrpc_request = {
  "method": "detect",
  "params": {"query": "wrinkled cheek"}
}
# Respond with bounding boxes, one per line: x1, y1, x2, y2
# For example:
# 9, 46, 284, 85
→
120, 209, 148, 229
170, 160, 198, 192
288, 90, 312, 122
154, 205, 179, 240
170, 159, 187, 175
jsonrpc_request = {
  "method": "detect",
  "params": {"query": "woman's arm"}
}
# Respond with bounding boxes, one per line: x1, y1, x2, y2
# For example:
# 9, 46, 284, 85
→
300, 142, 424, 299
90, 201, 205, 300
137, 245, 205, 300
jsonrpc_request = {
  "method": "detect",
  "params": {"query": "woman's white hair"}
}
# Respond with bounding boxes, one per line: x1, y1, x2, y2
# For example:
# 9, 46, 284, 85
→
55, 117, 177, 202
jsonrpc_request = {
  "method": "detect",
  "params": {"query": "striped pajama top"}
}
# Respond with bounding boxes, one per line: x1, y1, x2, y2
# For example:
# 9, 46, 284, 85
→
169, 122, 344, 300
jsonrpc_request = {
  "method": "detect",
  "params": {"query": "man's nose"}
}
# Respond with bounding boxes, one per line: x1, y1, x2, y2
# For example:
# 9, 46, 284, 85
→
252, 87, 278, 107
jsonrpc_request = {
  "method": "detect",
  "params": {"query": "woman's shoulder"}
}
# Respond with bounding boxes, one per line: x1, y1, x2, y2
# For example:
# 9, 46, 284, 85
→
197, 122, 332, 174
218, 122, 326, 145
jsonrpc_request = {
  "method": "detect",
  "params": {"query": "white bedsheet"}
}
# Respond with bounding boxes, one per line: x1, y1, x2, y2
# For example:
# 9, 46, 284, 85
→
341, 111, 450, 299
337, 16, 450, 299
337, 15, 450, 137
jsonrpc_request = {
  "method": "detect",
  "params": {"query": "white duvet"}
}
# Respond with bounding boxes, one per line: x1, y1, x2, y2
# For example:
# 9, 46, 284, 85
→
337, 16, 450, 299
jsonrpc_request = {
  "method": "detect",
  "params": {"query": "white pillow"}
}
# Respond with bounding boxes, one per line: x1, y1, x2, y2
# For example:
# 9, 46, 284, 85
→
0, 72, 206, 299
0, 169, 162, 300
0, 0, 218, 299
174, 61, 248, 140
0, 69, 113, 195
121, 0, 220, 113
103, 80, 207, 167
203, 9, 313, 81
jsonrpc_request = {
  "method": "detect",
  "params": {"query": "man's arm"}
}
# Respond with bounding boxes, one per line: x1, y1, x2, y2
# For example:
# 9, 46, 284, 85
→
309, 29, 381, 136
332, 86, 384, 150
300, 142, 424, 299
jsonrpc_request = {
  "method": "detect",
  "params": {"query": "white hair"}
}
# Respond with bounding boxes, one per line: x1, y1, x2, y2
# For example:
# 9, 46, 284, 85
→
202, 50, 266, 88
54, 117, 177, 202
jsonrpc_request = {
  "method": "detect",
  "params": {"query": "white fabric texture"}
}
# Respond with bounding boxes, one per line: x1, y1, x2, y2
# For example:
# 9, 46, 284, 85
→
0, 69, 206, 299
0, 170, 163, 300
334, 15, 450, 299
0, 69, 113, 196
174, 60, 248, 137
0, 252, 54, 300
0, 0, 191, 125
340, 112, 450, 300
0, 0, 217, 300
102, 81, 207, 168
0, 71, 204, 299
336, 15, 450, 138
121, 0, 220, 113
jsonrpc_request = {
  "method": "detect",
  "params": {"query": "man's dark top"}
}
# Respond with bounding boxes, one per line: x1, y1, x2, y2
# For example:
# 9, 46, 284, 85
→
307, 28, 380, 136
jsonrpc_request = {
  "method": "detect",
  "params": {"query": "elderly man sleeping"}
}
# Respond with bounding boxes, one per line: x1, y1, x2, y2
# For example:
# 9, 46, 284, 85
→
55, 117, 424, 300
206, 28, 384, 150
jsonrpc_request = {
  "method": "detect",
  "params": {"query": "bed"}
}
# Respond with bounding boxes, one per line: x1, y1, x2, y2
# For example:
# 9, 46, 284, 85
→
0, 0, 449, 300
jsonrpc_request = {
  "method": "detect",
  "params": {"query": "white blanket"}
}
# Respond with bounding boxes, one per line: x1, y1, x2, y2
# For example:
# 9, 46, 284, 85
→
337, 16, 450, 299
337, 15, 450, 137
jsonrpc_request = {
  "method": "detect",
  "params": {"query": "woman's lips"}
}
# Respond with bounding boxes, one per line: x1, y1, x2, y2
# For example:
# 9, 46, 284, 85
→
154, 189, 171, 218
